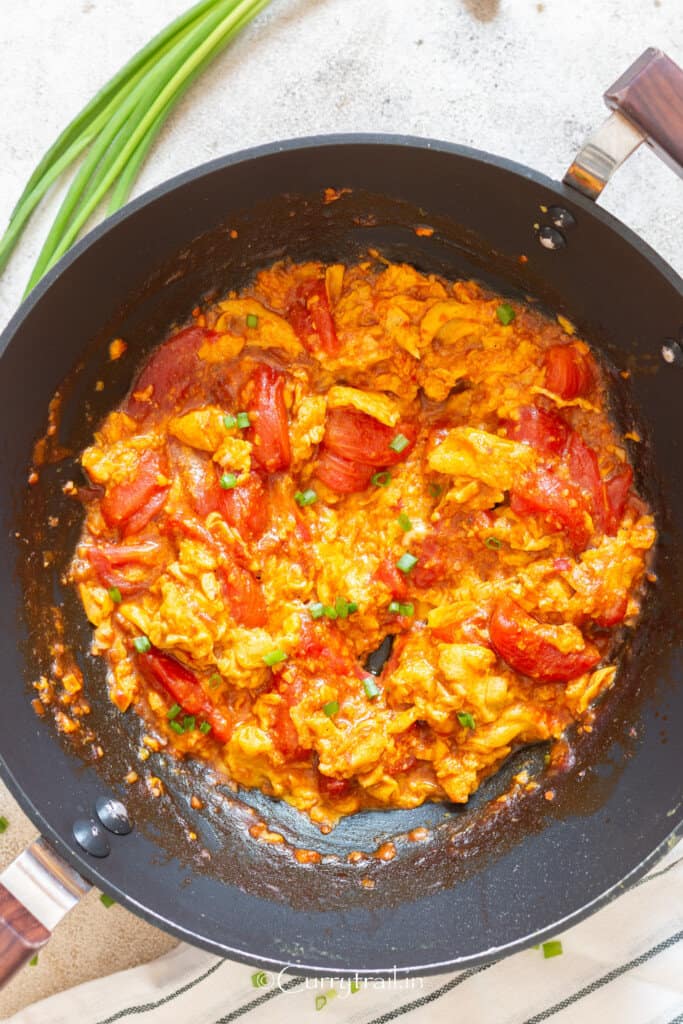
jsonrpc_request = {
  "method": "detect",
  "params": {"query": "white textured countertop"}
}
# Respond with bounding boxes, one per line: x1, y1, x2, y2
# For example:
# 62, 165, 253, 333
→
0, 0, 681, 1017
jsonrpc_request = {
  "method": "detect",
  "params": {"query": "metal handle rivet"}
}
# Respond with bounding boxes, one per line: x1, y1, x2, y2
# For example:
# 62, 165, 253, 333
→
72, 818, 111, 858
95, 796, 132, 835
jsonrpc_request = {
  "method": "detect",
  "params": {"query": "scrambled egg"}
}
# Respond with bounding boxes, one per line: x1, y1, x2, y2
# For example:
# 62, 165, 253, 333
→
70, 259, 655, 827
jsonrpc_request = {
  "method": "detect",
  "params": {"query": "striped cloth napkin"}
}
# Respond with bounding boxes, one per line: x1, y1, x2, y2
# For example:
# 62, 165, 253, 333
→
7, 843, 682, 1024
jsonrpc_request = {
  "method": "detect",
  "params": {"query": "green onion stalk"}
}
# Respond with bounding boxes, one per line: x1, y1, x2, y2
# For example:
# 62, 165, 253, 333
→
0, 0, 271, 293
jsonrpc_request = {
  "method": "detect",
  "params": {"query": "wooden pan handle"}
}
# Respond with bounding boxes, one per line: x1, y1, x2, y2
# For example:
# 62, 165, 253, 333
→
0, 882, 50, 985
605, 48, 683, 176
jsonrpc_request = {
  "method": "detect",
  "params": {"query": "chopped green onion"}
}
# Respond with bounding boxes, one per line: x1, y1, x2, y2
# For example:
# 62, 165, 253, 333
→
397, 512, 412, 532
396, 552, 418, 573
485, 536, 501, 549
182, 715, 196, 732
199, 721, 212, 735
399, 602, 414, 616
322, 605, 338, 620
457, 711, 476, 730
347, 601, 358, 614
167, 703, 182, 720
169, 720, 184, 735
323, 700, 339, 717
133, 635, 151, 653
335, 596, 351, 618
223, 414, 237, 429
220, 472, 238, 490
389, 433, 409, 453
542, 940, 563, 959
315, 995, 327, 1012
0, 816, 8, 834
208, 672, 222, 688
310, 602, 325, 619
388, 600, 400, 613
496, 303, 516, 326
295, 489, 318, 507
236, 411, 251, 429
428, 482, 443, 499
29, 955, 39, 967
363, 677, 381, 700
350, 980, 361, 994
100, 893, 116, 908
263, 648, 287, 666
246, 313, 259, 328
371, 470, 391, 487
108, 586, 122, 603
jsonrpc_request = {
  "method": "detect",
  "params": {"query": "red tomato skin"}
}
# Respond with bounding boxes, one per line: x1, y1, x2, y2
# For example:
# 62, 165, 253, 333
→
126, 327, 215, 419
122, 487, 169, 537
604, 465, 633, 535
246, 364, 291, 473
86, 547, 158, 597
567, 433, 606, 529
272, 676, 310, 760
138, 649, 232, 742
218, 472, 268, 539
315, 449, 375, 493
506, 405, 570, 456
489, 596, 601, 682
323, 408, 415, 467
544, 344, 593, 400
289, 280, 340, 354
220, 563, 267, 628
511, 467, 591, 551
318, 773, 351, 798
101, 450, 166, 529
375, 556, 409, 600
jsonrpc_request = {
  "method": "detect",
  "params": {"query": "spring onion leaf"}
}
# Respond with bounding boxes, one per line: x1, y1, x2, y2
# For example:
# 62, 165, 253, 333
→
371, 470, 391, 487
263, 648, 287, 666
389, 433, 409, 453
29, 955, 39, 966
496, 303, 516, 326
363, 678, 381, 699
108, 586, 122, 603
100, 893, 116, 908
199, 721, 212, 734
208, 672, 222, 688
542, 940, 563, 958
0, 816, 8, 834
295, 489, 317, 507
397, 512, 412, 532
457, 711, 476, 730
322, 605, 338, 620
246, 313, 259, 328
167, 703, 182, 720
169, 720, 185, 735
323, 700, 339, 717
220, 472, 238, 489
223, 414, 237, 429
133, 635, 151, 653
182, 715, 196, 732
396, 552, 418, 573
485, 536, 501, 549
309, 602, 325, 619
236, 411, 251, 429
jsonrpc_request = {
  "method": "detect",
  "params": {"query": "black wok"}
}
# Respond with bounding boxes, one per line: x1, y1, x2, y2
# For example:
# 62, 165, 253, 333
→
0, 48, 681, 984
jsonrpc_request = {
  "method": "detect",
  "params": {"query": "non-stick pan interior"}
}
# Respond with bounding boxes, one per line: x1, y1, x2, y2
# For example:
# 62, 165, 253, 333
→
1, 138, 682, 974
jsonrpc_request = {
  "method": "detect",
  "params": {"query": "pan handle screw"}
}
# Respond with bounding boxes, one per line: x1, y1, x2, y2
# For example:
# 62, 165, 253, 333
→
95, 796, 132, 835
73, 818, 111, 858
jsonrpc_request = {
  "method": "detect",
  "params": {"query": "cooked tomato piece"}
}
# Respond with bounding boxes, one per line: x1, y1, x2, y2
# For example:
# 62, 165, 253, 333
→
138, 649, 231, 742
272, 676, 309, 760
375, 556, 409, 600
604, 465, 633, 535
126, 326, 215, 419
122, 487, 169, 536
245, 364, 291, 473
544, 344, 593, 400
318, 773, 351, 798
567, 432, 606, 529
511, 466, 591, 550
489, 596, 601, 682
220, 562, 267, 628
219, 471, 268, 539
594, 592, 629, 628
411, 535, 449, 588
289, 280, 340, 354
86, 546, 161, 597
506, 405, 570, 456
323, 408, 415, 466
315, 449, 375, 494
101, 450, 167, 529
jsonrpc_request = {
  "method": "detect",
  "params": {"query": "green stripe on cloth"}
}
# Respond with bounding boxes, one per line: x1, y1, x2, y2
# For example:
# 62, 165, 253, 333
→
94, 959, 225, 1024
213, 976, 305, 1022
